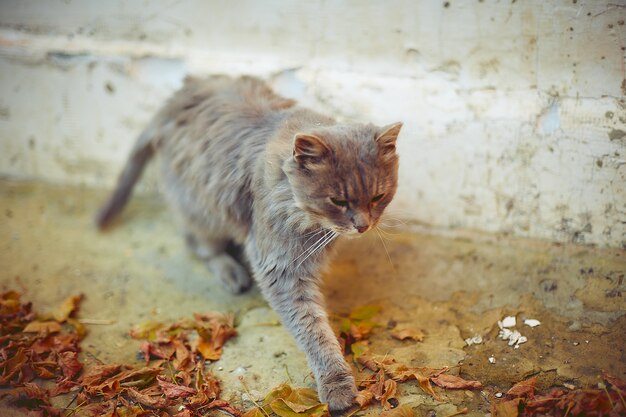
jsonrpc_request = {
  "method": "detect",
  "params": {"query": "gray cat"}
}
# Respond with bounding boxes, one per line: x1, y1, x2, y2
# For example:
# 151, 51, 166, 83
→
96, 75, 402, 410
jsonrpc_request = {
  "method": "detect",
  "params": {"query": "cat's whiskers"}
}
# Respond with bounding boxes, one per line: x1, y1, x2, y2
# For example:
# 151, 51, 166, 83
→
377, 225, 402, 237
295, 230, 337, 269
374, 226, 396, 273
291, 230, 332, 266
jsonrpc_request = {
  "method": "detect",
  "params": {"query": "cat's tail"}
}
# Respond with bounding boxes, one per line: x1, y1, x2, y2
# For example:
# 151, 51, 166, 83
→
95, 125, 159, 230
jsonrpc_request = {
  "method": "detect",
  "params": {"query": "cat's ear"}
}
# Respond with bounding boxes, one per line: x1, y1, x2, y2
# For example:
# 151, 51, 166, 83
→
293, 133, 330, 163
375, 122, 403, 154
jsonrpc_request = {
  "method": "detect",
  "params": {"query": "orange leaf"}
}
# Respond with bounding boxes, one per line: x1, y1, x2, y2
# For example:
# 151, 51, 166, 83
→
54, 294, 82, 322
506, 377, 536, 399
430, 373, 482, 390
390, 328, 425, 342
416, 373, 441, 401
23, 321, 62, 334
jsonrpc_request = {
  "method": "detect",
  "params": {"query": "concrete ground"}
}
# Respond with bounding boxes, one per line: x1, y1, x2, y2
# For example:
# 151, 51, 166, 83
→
1, 179, 625, 416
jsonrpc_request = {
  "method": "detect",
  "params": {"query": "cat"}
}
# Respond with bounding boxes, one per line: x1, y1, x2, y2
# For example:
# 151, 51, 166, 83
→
96, 75, 402, 410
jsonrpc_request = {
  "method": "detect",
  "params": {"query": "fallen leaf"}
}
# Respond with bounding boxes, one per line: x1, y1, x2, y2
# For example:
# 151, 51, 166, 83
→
416, 373, 441, 401
506, 377, 536, 399
381, 379, 398, 409
126, 387, 170, 408
349, 305, 381, 321
54, 294, 82, 322
23, 321, 62, 334
270, 398, 330, 417
355, 390, 375, 407
57, 351, 82, 379
157, 375, 197, 399
129, 321, 165, 341
491, 398, 521, 417
430, 373, 482, 390
350, 340, 369, 361
390, 328, 425, 342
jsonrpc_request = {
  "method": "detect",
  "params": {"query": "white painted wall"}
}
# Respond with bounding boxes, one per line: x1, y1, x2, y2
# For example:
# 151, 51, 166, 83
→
0, 0, 624, 248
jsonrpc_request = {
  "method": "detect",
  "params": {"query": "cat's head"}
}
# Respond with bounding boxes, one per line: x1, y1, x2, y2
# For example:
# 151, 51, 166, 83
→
283, 122, 402, 236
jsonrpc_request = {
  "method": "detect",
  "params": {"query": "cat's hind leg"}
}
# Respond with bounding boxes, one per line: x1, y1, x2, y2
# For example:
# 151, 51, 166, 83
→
184, 231, 252, 294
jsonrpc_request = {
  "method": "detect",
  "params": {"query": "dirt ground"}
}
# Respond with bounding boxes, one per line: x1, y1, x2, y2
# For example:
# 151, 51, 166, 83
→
1, 179, 625, 416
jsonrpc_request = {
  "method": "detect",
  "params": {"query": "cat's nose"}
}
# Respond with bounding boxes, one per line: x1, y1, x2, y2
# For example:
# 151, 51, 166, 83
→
355, 224, 369, 233
351, 212, 370, 233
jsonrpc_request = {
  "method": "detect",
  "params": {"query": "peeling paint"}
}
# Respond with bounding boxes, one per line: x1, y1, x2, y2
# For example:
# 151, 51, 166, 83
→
0, 1, 624, 248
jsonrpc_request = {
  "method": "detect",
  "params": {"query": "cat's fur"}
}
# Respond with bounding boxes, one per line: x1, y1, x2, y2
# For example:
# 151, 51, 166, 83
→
96, 75, 402, 410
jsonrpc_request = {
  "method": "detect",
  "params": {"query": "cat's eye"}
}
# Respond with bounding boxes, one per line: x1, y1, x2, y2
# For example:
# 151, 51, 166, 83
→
371, 194, 384, 203
331, 198, 348, 207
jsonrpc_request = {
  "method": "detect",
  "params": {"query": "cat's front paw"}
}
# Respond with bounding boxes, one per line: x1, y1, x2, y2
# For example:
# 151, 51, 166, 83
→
318, 368, 357, 411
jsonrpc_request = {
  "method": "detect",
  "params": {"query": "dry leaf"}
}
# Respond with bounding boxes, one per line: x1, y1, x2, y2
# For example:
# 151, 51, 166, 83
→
270, 398, 330, 417
381, 379, 398, 409
355, 389, 375, 407
416, 373, 441, 401
492, 398, 521, 417
506, 377, 536, 398
54, 294, 82, 322
23, 321, 62, 334
390, 328, 425, 342
126, 387, 170, 408
430, 373, 482, 390
57, 351, 82, 379
157, 375, 197, 399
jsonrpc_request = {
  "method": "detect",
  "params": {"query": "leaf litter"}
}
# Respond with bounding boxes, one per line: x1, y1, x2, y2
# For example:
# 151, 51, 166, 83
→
0, 290, 240, 416
3, 294, 624, 417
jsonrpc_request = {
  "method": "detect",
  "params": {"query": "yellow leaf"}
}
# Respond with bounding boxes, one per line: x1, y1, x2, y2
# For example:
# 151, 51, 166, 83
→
349, 305, 381, 321
54, 294, 82, 322
390, 328, 425, 342
270, 399, 330, 417
23, 321, 61, 333
242, 408, 267, 417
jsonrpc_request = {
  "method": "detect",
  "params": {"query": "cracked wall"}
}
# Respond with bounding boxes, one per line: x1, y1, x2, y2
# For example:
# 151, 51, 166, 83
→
0, 0, 624, 248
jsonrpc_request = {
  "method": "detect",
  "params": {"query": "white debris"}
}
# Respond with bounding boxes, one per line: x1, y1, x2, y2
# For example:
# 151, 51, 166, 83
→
488, 356, 496, 364
499, 327, 527, 349
465, 335, 483, 346
497, 315, 529, 348
495, 392, 503, 398
524, 319, 541, 327
513, 336, 528, 349
498, 316, 517, 329
564, 383, 576, 390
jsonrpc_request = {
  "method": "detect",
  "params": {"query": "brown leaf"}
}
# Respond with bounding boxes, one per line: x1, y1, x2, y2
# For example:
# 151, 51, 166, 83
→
57, 351, 82, 379
1, 382, 49, 401
23, 321, 62, 334
0, 347, 32, 384
506, 377, 536, 399
80, 364, 124, 387
390, 328, 425, 342
355, 390, 375, 407
492, 398, 521, 417
381, 379, 398, 410
174, 409, 193, 417
416, 373, 441, 401
126, 387, 170, 408
54, 294, 82, 322
157, 375, 197, 399
205, 399, 243, 417
430, 373, 482, 390
270, 398, 329, 417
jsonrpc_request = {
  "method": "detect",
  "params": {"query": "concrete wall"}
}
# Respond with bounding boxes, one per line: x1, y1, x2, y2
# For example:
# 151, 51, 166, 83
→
0, 0, 624, 248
